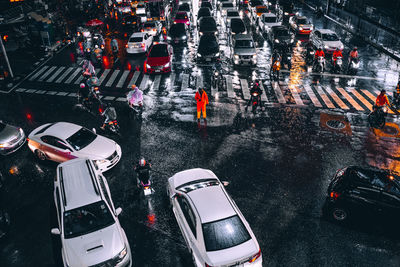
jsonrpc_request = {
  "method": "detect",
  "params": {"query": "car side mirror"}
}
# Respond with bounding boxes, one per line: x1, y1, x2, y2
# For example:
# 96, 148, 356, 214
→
51, 228, 60, 235
115, 207, 123, 216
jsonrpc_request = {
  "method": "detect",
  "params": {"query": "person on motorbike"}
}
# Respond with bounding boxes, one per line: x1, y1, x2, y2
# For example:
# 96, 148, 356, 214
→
347, 47, 359, 71
127, 84, 143, 108
375, 89, 390, 111
271, 49, 281, 66
78, 83, 90, 105
332, 48, 343, 66
245, 80, 263, 111
394, 79, 400, 106
82, 59, 95, 77
100, 103, 117, 130
134, 158, 151, 185
314, 46, 325, 69
111, 36, 119, 57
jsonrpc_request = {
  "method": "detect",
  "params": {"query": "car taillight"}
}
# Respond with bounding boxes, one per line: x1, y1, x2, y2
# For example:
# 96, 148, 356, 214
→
205, 264, 214, 267
144, 186, 149, 189
141, 43, 145, 47
330, 191, 341, 200
141, 29, 144, 32
125, 44, 128, 48
249, 249, 261, 263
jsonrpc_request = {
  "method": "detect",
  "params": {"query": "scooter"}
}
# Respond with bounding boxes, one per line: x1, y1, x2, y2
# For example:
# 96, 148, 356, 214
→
368, 106, 386, 129
212, 68, 223, 89
271, 59, 281, 81
127, 92, 144, 118
347, 57, 360, 75
332, 56, 343, 73
249, 90, 262, 113
134, 162, 153, 196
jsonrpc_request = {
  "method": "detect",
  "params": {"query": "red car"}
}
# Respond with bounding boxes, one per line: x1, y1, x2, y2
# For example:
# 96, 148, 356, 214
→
174, 11, 191, 26
144, 43, 173, 74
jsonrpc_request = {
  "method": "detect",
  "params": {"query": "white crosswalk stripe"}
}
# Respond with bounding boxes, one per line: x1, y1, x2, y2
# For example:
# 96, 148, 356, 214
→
303, 84, 322, 108
28, 66, 49, 81
324, 85, 349, 110
46, 66, 65, 83
226, 75, 234, 98
287, 84, 304, 106
169, 73, 176, 90
128, 71, 140, 88
271, 82, 286, 103
116, 70, 130, 88
336, 87, 363, 111
181, 73, 189, 90
38, 66, 57, 81
151, 75, 162, 90
65, 68, 81, 83
315, 85, 335, 109
350, 88, 373, 111
55, 67, 74, 83
74, 73, 85, 84
196, 75, 203, 89
140, 74, 149, 90
240, 79, 250, 100
98, 69, 111, 85
260, 82, 268, 103
105, 70, 120, 87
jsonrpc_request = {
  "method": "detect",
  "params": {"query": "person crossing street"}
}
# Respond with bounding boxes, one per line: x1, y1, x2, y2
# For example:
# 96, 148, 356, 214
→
195, 88, 209, 121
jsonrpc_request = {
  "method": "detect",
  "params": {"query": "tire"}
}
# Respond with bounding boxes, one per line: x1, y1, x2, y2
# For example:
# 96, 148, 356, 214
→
35, 150, 46, 161
332, 207, 348, 222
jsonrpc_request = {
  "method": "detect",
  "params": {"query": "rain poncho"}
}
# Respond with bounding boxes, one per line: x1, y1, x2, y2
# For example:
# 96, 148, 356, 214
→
127, 89, 143, 105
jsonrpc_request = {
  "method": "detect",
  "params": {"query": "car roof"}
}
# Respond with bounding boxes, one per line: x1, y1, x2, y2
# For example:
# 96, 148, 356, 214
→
318, 29, 335, 34
234, 33, 253, 40
130, 32, 146, 38
187, 185, 236, 223
37, 122, 81, 139
171, 168, 218, 189
59, 158, 101, 210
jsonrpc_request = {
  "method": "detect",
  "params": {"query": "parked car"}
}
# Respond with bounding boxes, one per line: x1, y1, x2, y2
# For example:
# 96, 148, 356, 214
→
0, 120, 25, 155
126, 32, 153, 54
198, 16, 218, 36
225, 8, 241, 24
52, 158, 132, 267
258, 13, 281, 34
323, 166, 400, 224
167, 23, 188, 45
197, 35, 220, 62
267, 25, 294, 48
144, 43, 173, 73
27, 122, 121, 171
142, 21, 163, 37
229, 18, 247, 35
289, 15, 313, 35
310, 29, 344, 53
232, 34, 257, 65
174, 11, 191, 26
167, 169, 262, 267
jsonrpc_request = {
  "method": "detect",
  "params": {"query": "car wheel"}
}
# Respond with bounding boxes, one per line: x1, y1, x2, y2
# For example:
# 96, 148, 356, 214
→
35, 150, 46, 161
332, 207, 348, 221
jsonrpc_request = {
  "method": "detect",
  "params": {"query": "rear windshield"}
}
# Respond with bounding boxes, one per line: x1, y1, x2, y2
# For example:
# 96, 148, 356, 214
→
176, 13, 188, 20
202, 215, 251, 251
200, 18, 216, 28
129, 37, 143, 42
322, 33, 339, 41
144, 22, 155, 28
198, 8, 211, 16
149, 44, 168, 57
227, 11, 239, 16
178, 4, 190, 11
170, 23, 185, 34
263, 16, 277, 23
66, 127, 97, 151
231, 19, 245, 30
235, 39, 254, 48
297, 18, 308, 24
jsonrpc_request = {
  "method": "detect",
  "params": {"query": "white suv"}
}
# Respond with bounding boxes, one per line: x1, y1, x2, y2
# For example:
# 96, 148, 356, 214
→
51, 158, 132, 267
167, 168, 262, 267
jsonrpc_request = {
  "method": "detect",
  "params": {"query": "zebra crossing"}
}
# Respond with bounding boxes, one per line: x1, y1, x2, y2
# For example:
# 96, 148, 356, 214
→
19, 64, 386, 113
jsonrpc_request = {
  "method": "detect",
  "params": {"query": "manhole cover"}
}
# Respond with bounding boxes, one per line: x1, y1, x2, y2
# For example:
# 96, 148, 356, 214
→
383, 125, 399, 135
326, 120, 346, 130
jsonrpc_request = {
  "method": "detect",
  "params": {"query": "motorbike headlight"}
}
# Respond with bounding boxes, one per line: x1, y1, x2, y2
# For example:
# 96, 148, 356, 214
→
324, 45, 329, 49
181, 36, 187, 39
383, 107, 388, 113
234, 54, 239, 59
197, 53, 202, 57
164, 62, 171, 68
167, 36, 171, 40
215, 52, 220, 57
284, 12, 289, 15
214, 71, 219, 76
274, 39, 279, 43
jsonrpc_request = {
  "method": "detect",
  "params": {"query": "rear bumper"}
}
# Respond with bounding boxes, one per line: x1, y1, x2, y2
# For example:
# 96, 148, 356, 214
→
126, 47, 146, 54
145, 66, 171, 74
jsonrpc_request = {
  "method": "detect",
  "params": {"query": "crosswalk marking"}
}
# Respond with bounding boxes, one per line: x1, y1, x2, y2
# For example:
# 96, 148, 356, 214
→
105, 70, 120, 87
56, 92, 68, 96
68, 93, 77, 97
196, 75, 203, 89
271, 82, 286, 103
116, 97, 126, 102
128, 71, 140, 88
38, 66, 57, 81
103, 96, 115, 100
240, 79, 250, 100
350, 88, 372, 111
315, 85, 335, 109
303, 84, 322, 107
337, 87, 363, 111
152, 75, 161, 90
46, 91, 57, 95
26, 89, 37, 93
16, 88, 26, 92
55, 67, 74, 83
46, 67, 65, 83
181, 73, 189, 89
260, 83, 268, 103
226, 75, 234, 98
288, 84, 304, 105
65, 68, 82, 84
98, 69, 111, 85
324, 85, 349, 110
169, 73, 176, 90
116, 70, 130, 88
35, 90, 46, 94
74, 73, 85, 84
28, 66, 49, 81
140, 74, 149, 90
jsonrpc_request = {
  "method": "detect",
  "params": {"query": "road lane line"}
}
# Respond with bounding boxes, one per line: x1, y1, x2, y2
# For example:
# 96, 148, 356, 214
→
181, 73, 189, 90
56, 92, 68, 96
350, 88, 372, 111
116, 70, 130, 88
98, 69, 111, 85
46, 66, 65, 83
271, 82, 286, 103
28, 66, 49, 81
152, 75, 162, 90
324, 85, 349, 110
127, 71, 140, 88
68, 93, 77, 97
139, 74, 149, 90
74, 73, 85, 84
38, 66, 57, 81
337, 87, 364, 111
16, 88, 27, 92
25, 89, 37, 93
46, 91, 57, 95
226, 75, 235, 98
103, 96, 115, 100
303, 84, 322, 107
240, 79, 250, 100
35, 90, 46, 94
287, 84, 304, 106
169, 73, 176, 90
315, 85, 335, 109
65, 68, 82, 84
55, 67, 74, 83
196, 75, 203, 89
105, 70, 120, 87
260, 82, 269, 103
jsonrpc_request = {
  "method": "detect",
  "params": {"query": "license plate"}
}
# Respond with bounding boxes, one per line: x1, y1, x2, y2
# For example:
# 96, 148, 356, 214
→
144, 188, 152, 195
175, 40, 179, 43
206, 58, 211, 62
155, 70, 160, 73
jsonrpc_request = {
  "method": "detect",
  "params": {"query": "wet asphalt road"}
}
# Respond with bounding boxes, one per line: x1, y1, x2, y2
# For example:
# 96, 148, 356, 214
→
1, 2, 400, 267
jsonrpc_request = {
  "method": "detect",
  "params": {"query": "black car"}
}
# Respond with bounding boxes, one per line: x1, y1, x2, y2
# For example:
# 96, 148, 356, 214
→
268, 25, 294, 48
178, 3, 191, 13
198, 16, 218, 36
197, 7, 212, 21
197, 35, 220, 62
280, 0, 295, 22
324, 166, 400, 224
167, 23, 188, 45
230, 18, 247, 35
200, 1, 213, 11
249, 0, 263, 8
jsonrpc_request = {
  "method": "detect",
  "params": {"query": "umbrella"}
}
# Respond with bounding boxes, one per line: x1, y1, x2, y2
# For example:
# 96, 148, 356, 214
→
86, 19, 104, 27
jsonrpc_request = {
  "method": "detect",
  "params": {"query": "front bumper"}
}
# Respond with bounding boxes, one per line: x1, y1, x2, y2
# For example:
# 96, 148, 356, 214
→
145, 64, 171, 74
233, 56, 257, 65
96, 145, 122, 172
0, 133, 26, 156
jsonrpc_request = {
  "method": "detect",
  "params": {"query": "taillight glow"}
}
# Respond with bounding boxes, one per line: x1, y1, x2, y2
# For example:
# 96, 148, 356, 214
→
249, 249, 261, 263
330, 191, 340, 200
141, 43, 145, 47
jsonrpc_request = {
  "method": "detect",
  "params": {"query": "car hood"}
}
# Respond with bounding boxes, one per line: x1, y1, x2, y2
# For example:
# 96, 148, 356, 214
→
206, 239, 258, 266
323, 40, 343, 48
77, 136, 117, 160
0, 124, 20, 143
234, 48, 256, 55
64, 224, 125, 266
147, 56, 170, 66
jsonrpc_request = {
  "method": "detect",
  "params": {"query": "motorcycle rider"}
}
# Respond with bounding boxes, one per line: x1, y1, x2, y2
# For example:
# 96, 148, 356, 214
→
347, 47, 359, 71
332, 48, 343, 66
271, 49, 281, 66
375, 89, 390, 110
82, 59, 95, 77
133, 158, 152, 186
314, 46, 325, 70
111, 36, 119, 57
100, 103, 117, 130
127, 84, 143, 108
78, 82, 90, 105
245, 80, 263, 111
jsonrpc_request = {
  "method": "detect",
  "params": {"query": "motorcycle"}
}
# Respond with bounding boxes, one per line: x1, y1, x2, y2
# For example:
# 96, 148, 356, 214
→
92, 46, 103, 65
368, 106, 386, 129
127, 91, 144, 118
332, 56, 343, 73
134, 161, 153, 196
347, 57, 360, 75
314, 56, 325, 73
211, 68, 224, 89
271, 59, 281, 81
281, 51, 292, 70
105, 119, 121, 135
248, 90, 262, 113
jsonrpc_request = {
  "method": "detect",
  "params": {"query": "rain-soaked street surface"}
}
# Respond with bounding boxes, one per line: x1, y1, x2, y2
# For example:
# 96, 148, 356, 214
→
1, 1, 400, 267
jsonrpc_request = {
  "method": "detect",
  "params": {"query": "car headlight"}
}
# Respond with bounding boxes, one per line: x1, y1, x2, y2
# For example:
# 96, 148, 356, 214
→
284, 12, 288, 15
234, 54, 239, 59
146, 63, 151, 69
182, 36, 187, 39
199, 32, 203, 36
324, 45, 329, 49
164, 62, 171, 68
0, 142, 11, 148
299, 27, 303, 31
215, 52, 220, 57
252, 54, 257, 59
197, 53, 202, 57
274, 39, 279, 43
117, 246, 127, 260
167, 36, 171, 40
96, 159, 107, 165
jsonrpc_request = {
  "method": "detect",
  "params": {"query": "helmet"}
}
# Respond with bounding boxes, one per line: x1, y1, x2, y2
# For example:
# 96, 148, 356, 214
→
335, 47, 339, 51
139, 158, 146, 167
319, 46, 323, 50
254, 79, 259, 84
131, 84, 137, 90
79, 83, 85, 88
353, 47, 358, 51
381, 89, 386, 94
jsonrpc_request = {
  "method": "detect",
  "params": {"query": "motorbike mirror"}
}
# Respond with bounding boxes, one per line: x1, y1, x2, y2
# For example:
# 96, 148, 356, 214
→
115, 207, 123, 216
51, 228, 60, 235
222, 181, 230, 186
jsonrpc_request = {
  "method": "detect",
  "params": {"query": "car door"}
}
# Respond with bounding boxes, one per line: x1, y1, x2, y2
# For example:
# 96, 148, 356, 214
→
174, 195, 199, 253
377, 183, 400, 222
346, 186, 381, 216
40, 136, 75, 162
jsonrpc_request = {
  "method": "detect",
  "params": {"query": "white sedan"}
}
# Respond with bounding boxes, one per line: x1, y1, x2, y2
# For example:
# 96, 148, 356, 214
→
167, 168, 262, 267
126, 32, 153, 54
27, 122, 121, 171
142, 21, 163, 37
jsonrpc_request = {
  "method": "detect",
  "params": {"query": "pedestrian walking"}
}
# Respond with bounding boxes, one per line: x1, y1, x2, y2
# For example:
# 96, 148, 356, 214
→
195, 88, 209, 121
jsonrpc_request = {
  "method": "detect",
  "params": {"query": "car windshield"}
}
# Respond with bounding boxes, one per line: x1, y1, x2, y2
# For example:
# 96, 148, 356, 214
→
149, 44, 168, 57
66, 127, 97, 151
322, 33, 339, 41
129, 36, 143, 42
297, 18, 308, 24
144, 22, 155, 28
63, 201, 114, 239
0, 122, 5, 132
235, 39, 254, 48
227, 11, 239, 16
275, 29, 289, 36
263, 16, 277, 23
202, 215, 251, 251
176, 13, 188, 20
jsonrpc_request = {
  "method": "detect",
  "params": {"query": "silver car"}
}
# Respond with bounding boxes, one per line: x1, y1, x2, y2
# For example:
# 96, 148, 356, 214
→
232, 34, 257, 65
0, 121, 25, 155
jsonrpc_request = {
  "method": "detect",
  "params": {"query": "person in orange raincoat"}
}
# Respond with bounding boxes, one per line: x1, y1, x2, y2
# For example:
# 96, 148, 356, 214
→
195, 88, 209, 120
